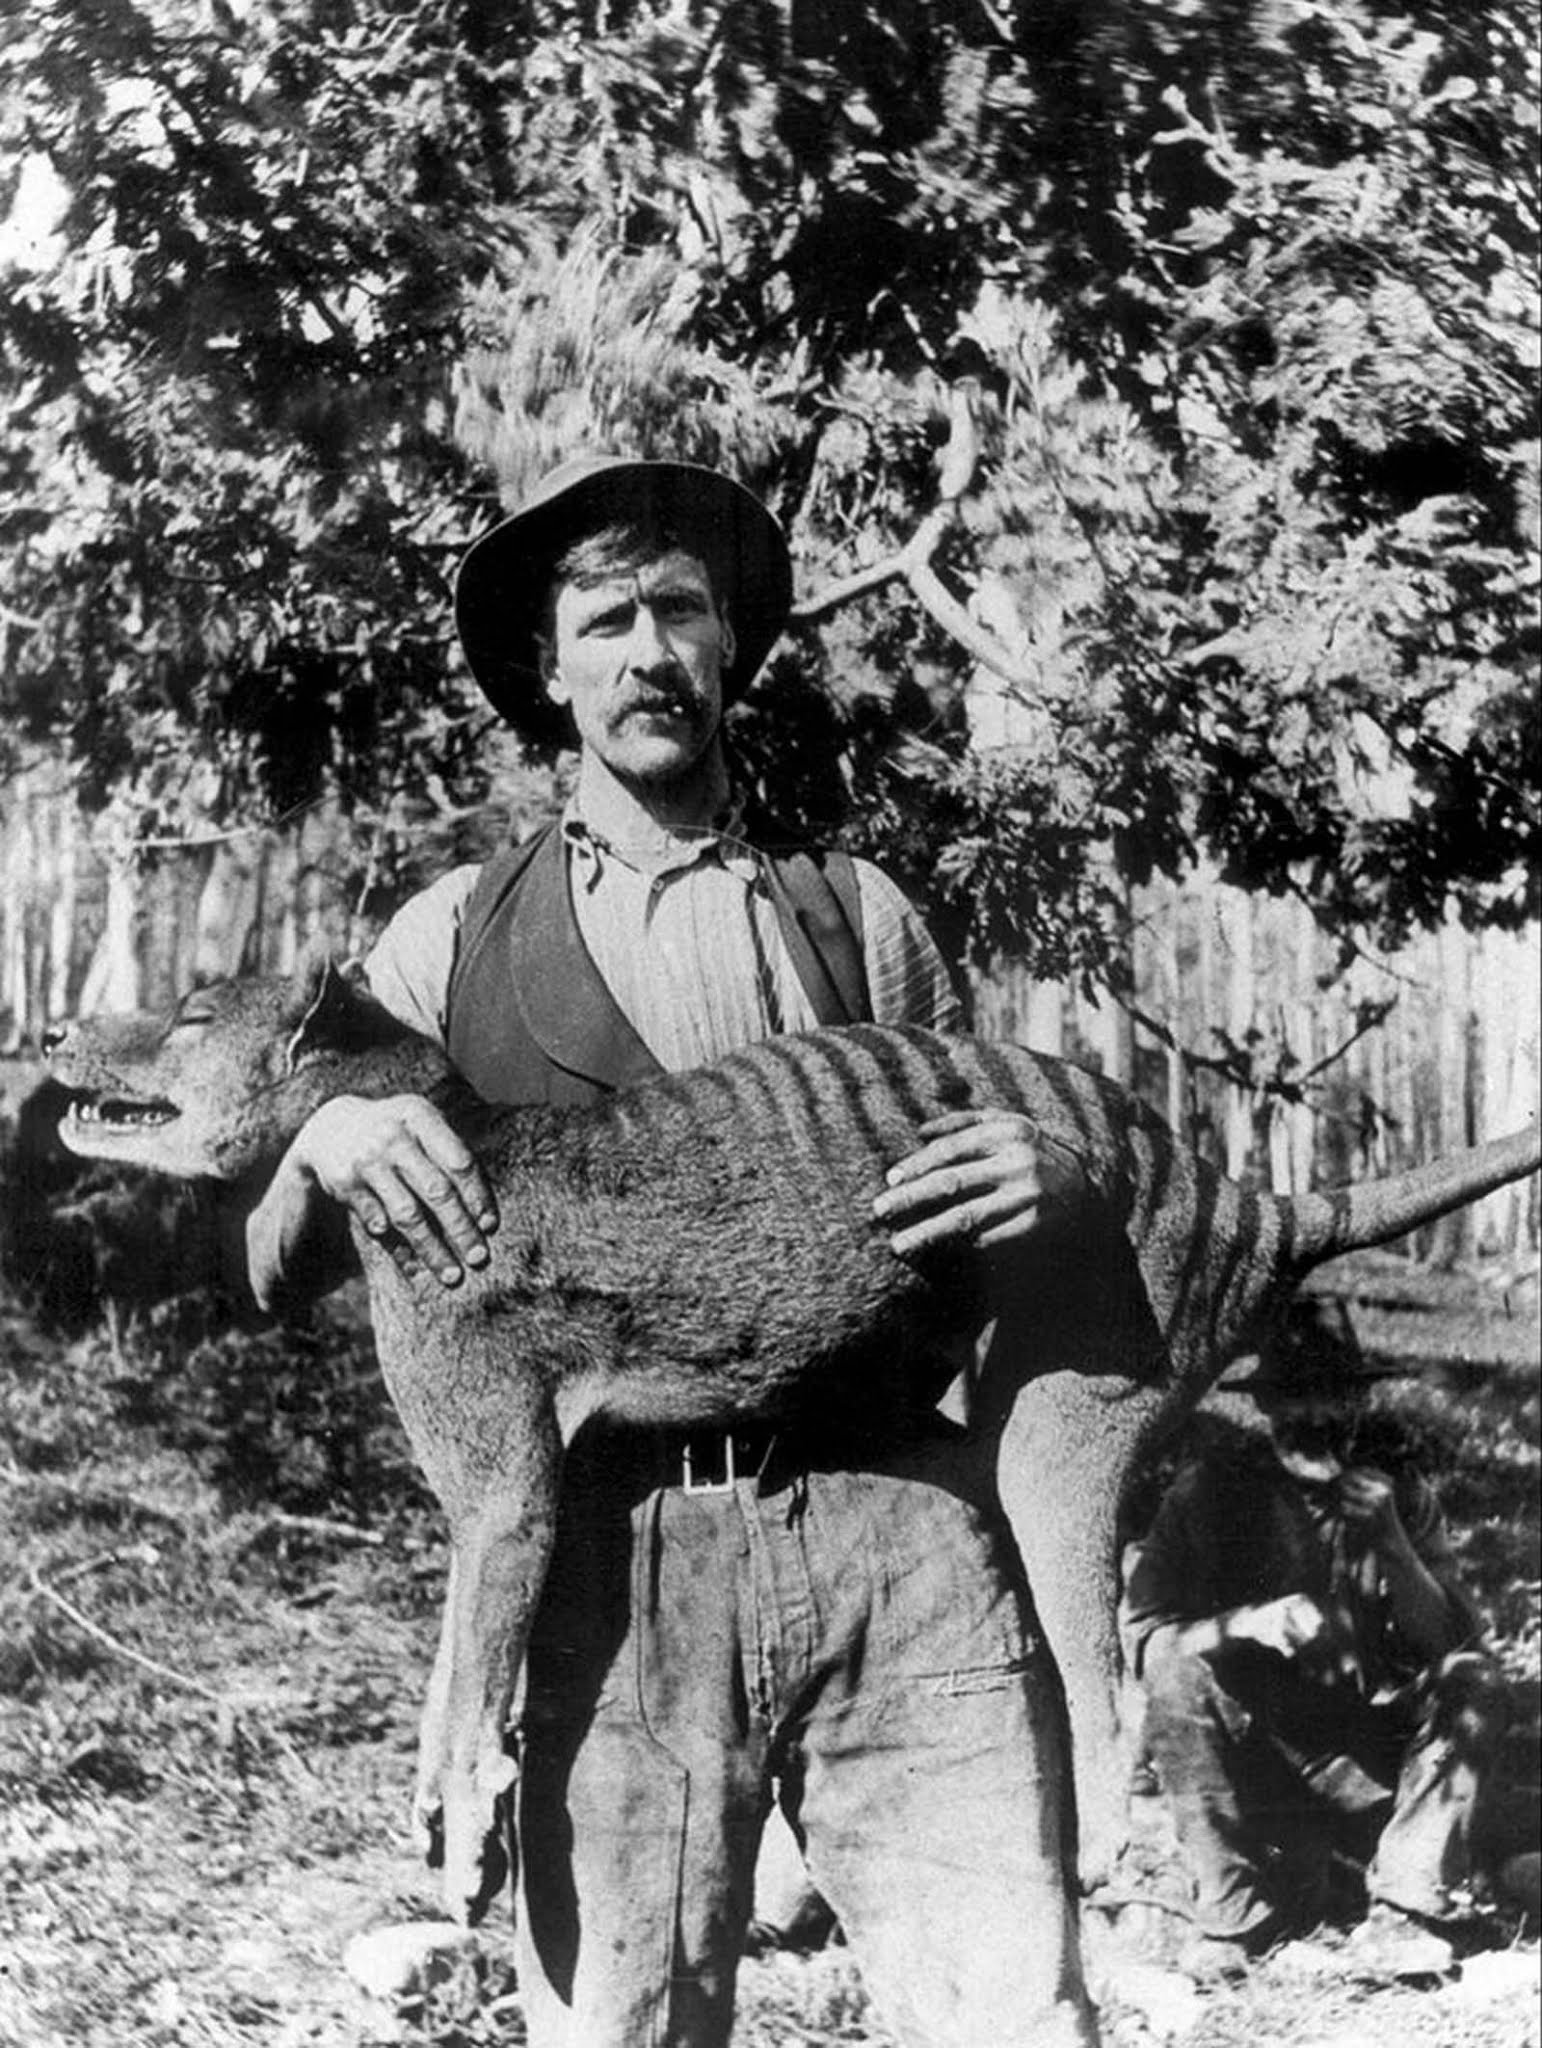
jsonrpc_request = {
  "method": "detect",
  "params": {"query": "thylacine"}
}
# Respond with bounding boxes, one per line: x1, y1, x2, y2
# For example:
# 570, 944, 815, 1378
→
46, 951, 1541, 1921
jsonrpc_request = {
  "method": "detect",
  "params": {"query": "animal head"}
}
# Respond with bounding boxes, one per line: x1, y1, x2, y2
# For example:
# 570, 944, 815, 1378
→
44, 950, 424, 1181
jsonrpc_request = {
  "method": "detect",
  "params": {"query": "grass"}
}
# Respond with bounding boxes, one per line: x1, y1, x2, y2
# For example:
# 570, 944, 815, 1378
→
0, 1254, 1536, 2048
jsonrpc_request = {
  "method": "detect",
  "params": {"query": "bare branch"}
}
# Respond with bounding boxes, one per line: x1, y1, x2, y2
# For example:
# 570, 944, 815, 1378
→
1119, 997, 1245, 1084
906, 561, 1035, 689
1, 1462, 193, 1531
228, 1510, 386, 1554
29, 1567, 230, 1705
790, 376, 1037, 691
2, 1464, 383, 1552
790, 552, 907, 622
1296, 999, 1398, 1088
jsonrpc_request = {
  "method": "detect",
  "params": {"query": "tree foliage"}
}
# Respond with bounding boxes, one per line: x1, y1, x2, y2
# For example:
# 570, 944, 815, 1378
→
1, 0, 1537, 976
0, 0, 519, 890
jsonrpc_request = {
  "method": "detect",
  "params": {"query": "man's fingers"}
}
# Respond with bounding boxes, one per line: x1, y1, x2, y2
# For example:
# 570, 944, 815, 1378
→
875, 1153, 1039, 1229
398, 1144, 495, 1269
912, 1111, 993, 1140
874, 1108, 1089, 1258
362, 1163, 465, 1285
402, 1105, 499, 1234
353, 1158, 491, 1290
974, 1212, 1043, 1252
877, 1146, 1037, 1212
885, 1117, 1033, 1184
883, 1182, 1042, 1258
297, 1094, 497, 1290
1279, 1596, 1328, 1650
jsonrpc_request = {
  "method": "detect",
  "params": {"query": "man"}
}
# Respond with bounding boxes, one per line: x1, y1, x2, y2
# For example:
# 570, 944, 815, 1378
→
249, 456, 1100, 2047
1121, 1303, 1505, 1978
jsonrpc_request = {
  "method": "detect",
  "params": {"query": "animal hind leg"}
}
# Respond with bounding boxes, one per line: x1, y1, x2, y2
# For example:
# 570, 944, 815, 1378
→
996, 1377, 1157, 1893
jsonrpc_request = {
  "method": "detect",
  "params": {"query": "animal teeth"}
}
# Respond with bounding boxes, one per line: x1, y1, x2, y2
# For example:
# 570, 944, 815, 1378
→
67, 1099, 177, 1128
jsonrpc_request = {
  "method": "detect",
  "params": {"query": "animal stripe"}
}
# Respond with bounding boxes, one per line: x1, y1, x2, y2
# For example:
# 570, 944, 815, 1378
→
772, 1030, 898, 1157
46, 958, 1542, 1922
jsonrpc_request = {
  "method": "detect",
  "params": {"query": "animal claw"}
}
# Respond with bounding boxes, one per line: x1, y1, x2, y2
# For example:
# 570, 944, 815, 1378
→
436, 1766, 520, 1925
1074, 1815, 1129, 1896
443, 1830, 510, 1927
418, 1798, 446, 1872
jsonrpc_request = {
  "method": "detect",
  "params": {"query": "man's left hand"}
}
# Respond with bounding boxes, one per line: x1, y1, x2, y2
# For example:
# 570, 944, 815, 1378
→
872, 1110, 1089, 1259
1337, 1468, 1412, 1555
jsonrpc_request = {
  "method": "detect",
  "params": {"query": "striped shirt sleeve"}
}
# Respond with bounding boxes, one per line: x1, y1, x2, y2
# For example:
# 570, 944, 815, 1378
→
851, 858, 966, 1033
364, 865, 480, 1047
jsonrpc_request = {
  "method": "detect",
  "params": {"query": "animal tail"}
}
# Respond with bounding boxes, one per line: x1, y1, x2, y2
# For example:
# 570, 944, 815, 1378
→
1286, 1123, 1542, 1272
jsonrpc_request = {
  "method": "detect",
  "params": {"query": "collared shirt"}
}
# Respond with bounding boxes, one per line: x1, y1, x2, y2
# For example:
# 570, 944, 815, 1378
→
365, 798, 963, 1069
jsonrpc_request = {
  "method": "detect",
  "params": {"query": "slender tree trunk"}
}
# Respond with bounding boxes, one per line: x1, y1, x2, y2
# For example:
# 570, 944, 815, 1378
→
1431, 921, 1475, 1268
1084, 882, 1135, 1086
5, 795, 38, 1043
1159, 899, 1187, 1140
78, 862, 143, 1015
1471, 925, 1539, 1259
45, 799, 79, 1025
193, 840, 262, 981
1223, 887, 1255, 1180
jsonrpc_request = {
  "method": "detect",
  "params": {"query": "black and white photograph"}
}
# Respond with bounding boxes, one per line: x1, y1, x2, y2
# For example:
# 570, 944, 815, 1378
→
1, 4, 1537, 2044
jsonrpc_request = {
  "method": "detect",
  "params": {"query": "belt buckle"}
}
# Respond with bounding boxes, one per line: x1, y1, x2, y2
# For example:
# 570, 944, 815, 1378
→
681, 1431, 737, 1494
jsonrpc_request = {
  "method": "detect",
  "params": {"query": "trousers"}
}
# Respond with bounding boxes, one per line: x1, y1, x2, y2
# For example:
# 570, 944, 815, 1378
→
1143, 1641, 1507, 1939
512, 1423, 1099, 2047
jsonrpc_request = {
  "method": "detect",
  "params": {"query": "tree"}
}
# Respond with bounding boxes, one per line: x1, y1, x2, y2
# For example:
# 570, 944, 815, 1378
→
3, 0, 1537, 1004
446, 0, 1540, 985
1, 0, 526, 905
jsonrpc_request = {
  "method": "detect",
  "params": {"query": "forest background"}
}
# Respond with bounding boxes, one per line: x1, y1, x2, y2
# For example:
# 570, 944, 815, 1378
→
1, 0, 1539, 1238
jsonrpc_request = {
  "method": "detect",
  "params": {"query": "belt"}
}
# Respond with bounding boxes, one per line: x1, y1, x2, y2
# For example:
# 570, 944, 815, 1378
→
644, 1410, 961, 1495
661, 1424, 784, 1495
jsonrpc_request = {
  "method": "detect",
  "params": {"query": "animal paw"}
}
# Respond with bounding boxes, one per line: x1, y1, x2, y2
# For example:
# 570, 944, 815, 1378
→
1075, 1807, 1130, 1897
437, 1756, 519, 1926
416, 1793, 446, 1872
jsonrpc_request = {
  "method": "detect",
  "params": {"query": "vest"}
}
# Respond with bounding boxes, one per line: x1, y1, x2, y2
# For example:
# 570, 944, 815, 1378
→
444, 821, 871, 1107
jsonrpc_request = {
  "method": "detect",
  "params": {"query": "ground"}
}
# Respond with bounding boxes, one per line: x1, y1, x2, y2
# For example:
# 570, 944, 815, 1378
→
0, 1251, 1536, 2048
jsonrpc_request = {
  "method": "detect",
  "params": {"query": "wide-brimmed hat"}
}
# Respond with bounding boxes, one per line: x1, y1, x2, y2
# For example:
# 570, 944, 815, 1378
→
454, 455, 795, 750
1218, 1295, 1409, 1400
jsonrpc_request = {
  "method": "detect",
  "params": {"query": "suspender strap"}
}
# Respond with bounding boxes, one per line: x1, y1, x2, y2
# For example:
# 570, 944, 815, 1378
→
755, 846, 870, 1028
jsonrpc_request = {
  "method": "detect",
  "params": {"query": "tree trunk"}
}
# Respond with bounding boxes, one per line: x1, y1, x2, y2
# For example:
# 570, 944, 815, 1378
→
1222, 886, 1255, 1180
1471, 925, 1539, 1259
45, 799, 79, 1025
193, 840, 263, 981
78, 861, 143, 1015
1430, 921, 1476, 1268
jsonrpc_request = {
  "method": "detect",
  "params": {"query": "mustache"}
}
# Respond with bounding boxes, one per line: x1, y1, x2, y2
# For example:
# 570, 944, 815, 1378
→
620, 667, 705, 716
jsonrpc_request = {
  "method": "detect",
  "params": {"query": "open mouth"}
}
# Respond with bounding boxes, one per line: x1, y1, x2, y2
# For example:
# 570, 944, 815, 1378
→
62, 1094, 180, 1133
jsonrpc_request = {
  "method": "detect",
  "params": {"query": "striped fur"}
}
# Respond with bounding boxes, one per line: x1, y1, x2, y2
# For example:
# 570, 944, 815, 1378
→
47, 957, 1542, 1918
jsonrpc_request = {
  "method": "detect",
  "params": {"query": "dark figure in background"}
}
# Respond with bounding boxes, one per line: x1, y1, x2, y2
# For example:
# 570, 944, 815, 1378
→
1122, 1300, 1507, 1977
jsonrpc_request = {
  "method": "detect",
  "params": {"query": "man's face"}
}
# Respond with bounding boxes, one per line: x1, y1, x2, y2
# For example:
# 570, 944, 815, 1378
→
1265, 1396, 1353, 1488
543, 550, 735, 786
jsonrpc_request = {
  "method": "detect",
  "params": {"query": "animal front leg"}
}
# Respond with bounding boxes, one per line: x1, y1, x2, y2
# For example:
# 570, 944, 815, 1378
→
412, 1556, 459, 1870
437, 1438, 562, 1926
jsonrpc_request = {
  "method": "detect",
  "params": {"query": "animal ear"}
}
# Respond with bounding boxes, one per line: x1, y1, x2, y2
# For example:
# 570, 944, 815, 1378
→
285, 953, 359, 1074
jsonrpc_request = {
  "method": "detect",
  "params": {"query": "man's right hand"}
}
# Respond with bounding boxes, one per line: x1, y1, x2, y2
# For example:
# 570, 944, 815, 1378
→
248, 1093, 498, 1307
1222, 1592, 1328, 1658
